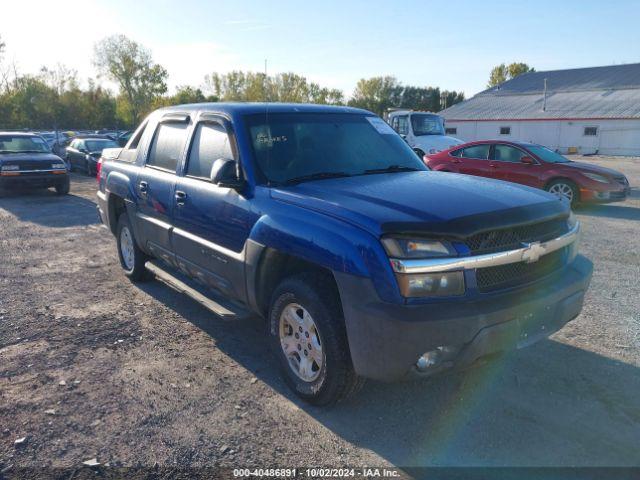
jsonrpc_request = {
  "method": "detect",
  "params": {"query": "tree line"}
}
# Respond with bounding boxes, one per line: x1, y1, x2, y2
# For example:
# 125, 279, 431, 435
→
0, 33, 530, 131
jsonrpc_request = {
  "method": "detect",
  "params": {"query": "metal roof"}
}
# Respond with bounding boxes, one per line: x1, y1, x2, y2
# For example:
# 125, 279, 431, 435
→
441, 63, 640, 121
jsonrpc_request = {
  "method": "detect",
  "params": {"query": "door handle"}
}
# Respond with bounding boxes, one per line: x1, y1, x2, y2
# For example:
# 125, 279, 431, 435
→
489, 163, 499, 168
138, 181, 148, 195
451, 159, 461, 164
175, 190, 187, 205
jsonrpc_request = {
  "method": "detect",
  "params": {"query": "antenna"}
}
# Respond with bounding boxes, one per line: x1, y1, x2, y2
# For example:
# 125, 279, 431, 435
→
264, 58, 268, 103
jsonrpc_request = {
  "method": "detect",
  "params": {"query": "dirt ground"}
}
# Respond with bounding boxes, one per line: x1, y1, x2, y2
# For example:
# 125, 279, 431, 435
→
1, 156, 639, 472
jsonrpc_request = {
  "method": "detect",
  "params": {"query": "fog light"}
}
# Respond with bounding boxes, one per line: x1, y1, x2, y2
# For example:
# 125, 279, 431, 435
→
416, 350, 441, 370
416, 345, 461, 372
594, 191, 610, 200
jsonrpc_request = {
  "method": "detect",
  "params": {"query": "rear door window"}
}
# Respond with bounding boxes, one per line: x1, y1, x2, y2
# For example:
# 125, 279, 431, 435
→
147, 122, 189, 172
186, 122, 234, 179
459, 144, 490, 160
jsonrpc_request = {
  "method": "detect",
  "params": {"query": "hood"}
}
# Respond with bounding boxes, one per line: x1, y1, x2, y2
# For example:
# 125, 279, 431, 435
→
557, 161, 624, 178
271, 171, 568, 238
0, 152, 62, 164
413, 135, 463, 152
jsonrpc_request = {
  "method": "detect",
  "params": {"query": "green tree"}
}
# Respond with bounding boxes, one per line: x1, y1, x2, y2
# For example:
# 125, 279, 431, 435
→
488, 64, 508, 87
93, 34, 167, 125
507, 62, 535, 79
203, 70, 343, 105
348, 76, 399, 115
488, 62, 534, 87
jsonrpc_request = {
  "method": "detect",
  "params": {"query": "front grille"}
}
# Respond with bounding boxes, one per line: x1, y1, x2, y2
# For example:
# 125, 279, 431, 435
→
610, 191, 628, 200
464, 219, 567, 255
476, 248, 566, 293
3, 160, 54, 170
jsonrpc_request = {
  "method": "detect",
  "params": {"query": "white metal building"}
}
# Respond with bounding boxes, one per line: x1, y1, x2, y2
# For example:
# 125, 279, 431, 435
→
440, 63, 640, 156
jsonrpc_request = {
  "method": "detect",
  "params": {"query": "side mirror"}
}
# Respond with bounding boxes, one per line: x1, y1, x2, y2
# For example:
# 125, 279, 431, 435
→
210, 158, 244, 190
521, 156, 535, 165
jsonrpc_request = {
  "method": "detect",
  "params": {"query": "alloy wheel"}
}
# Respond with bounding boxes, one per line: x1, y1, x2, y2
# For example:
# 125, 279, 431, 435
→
119, 226, 135, 271
279, 303, 323, 382
548, 182, 574, 202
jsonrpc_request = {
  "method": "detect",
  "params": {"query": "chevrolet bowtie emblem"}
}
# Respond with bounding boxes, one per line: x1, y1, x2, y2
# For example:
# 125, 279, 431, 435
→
521, 241, 546, 263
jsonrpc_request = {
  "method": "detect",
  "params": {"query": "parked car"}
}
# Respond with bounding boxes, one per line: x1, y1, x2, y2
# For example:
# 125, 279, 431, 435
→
387, 110, 463, 157
117, 130, 133, 147
97, 103, 592, 405
66, 136, 120, 175
0, 132, 69, 195
38, 131, 69, 156
425, 140, 631, 205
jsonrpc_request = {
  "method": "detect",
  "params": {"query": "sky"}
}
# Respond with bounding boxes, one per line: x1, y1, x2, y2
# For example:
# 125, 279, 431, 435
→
2, 0, 640, 99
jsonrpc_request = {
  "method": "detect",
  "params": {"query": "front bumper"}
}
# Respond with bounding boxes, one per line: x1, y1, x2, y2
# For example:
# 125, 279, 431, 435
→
580, 186, 630, 203
0, 171, 69, 189
335, 255, 592, 381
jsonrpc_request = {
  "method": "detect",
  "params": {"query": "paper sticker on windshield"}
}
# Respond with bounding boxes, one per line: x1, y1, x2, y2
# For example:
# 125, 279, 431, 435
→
366, 117, 396, 135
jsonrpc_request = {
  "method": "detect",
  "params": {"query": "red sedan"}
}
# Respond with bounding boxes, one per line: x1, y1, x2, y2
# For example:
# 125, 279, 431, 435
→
425, 140, 630, 205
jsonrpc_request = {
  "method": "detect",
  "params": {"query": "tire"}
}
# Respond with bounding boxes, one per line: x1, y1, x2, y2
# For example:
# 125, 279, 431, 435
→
116, 213, 150, 282
269, 273, 364, 406
55, 178, 70, 195
546, 179, 579, 205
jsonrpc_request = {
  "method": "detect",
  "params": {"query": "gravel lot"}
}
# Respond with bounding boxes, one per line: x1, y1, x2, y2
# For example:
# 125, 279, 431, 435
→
1, 156, 639, 472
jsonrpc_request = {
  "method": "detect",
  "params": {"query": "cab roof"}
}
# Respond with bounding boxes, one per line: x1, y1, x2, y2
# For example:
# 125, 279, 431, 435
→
155, 102, 372, 116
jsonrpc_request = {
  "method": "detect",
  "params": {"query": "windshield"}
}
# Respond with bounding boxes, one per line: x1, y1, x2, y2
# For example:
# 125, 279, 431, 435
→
410, 114, 445, 136
0, 135, 50, 153
527, 145, 571, 163
85, 139, 119, 151
245, 113, 426, 185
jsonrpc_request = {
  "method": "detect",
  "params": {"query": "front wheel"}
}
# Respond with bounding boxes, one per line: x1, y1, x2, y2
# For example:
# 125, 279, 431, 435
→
546, 179, 579, 205
116, 213, 150, 282
269, 273, 364, 406
55, 178, 70, 195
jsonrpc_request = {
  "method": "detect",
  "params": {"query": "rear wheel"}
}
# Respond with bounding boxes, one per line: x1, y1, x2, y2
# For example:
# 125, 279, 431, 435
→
546, 179, 579, 205
269, 273, 364, 406
116, 213, 150, 281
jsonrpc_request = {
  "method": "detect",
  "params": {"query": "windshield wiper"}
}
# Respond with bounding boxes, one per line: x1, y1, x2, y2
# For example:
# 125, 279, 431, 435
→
363, 165, 422, 175
284, 171, 352, 185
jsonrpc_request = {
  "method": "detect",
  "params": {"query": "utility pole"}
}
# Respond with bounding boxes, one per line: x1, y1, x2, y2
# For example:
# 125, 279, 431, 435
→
542, 78, 548, 112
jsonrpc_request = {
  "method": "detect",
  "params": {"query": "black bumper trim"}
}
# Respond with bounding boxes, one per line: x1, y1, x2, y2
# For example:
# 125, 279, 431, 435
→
335, 255, 593, 382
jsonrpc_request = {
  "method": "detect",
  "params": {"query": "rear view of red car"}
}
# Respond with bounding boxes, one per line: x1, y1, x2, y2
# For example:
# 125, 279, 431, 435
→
425, 140, 630, 205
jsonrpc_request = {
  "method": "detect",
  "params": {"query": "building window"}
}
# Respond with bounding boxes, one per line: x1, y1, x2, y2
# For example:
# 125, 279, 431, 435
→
584, 126, 598, 136
500, 126, 511, 135
445, 127, 457, 135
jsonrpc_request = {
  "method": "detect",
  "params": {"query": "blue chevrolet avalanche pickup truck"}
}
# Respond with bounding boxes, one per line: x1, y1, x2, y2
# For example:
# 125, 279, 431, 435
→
97, 103, 592, 405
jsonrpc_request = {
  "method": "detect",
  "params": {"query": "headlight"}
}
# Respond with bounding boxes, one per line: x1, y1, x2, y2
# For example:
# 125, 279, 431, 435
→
381, 237, 456, 258
1, 165, 19, 171
582, 172, 609, 183
382, 237, 464, 297
396, 271, 465, 297
52, 163, 66, 169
